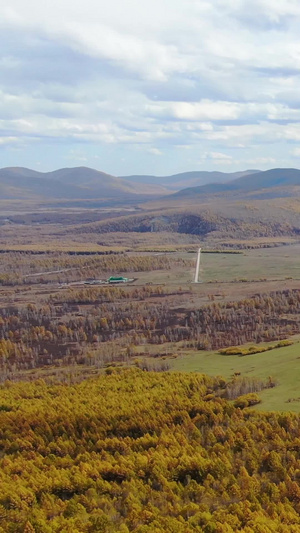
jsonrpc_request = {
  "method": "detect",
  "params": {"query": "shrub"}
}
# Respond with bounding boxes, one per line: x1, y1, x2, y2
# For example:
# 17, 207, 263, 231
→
234, 393, 261, 409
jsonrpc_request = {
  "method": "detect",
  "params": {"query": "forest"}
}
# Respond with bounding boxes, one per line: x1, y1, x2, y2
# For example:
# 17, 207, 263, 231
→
0, 252, 192, 286
1, 369, 300, 532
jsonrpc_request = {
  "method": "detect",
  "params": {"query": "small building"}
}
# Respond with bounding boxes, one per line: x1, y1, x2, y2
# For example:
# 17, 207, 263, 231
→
107, 276, 129, 284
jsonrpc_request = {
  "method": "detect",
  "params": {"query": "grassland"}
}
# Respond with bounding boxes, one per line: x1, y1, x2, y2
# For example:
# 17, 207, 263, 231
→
171, 339, 300, 412
123, 245, 300, 287
196, 245, 300, 282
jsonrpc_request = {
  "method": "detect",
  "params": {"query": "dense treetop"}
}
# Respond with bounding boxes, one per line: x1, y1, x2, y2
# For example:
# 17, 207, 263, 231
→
1, 369, 300, 531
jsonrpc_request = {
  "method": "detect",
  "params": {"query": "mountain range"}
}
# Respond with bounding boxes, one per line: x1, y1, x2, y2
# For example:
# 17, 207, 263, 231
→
167, 168, 300, 202
0, 166, 168, 202
2, 166, 300, 205
120, 169, 259, 190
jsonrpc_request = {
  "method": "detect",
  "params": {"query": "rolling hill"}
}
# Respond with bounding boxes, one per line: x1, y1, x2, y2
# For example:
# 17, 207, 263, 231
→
3, 166, 300, 215
68, 167, 300, 244
0, 167, 261, 202
0, 166, 169, 202
120, 169, 259, 190
168, 168, 300, 200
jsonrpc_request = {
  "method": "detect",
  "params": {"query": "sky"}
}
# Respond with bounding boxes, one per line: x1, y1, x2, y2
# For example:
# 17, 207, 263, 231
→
2, 0, 300, 176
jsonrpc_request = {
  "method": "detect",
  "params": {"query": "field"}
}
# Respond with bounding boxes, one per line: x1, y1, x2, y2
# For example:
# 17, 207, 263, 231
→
198, 246, 300, 282
113, 245, 300, 286
171, 340, 300, 412
166, 246, 300, 284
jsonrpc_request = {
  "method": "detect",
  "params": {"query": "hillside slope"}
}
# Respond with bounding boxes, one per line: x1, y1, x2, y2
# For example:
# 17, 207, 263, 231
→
73, 207, 300, 243
121, 169, 259, 190
0, 166, 169, 201
46, 167, 167, 195
168, 168, 300, 200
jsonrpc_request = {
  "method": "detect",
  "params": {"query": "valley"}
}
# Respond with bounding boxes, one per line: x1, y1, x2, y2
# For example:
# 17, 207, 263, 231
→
2, 197, 300, 413
2, 166, 300, 530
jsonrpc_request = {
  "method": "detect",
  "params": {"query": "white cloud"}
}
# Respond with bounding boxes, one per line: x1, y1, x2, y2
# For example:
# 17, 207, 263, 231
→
198, 151, 234, 166
290, 148, 300, 157
147, 148, 162, 156
210, 152, 233, 161
245, 157, 276, 165
0, 136, 19, 145
166, 101, 240, 121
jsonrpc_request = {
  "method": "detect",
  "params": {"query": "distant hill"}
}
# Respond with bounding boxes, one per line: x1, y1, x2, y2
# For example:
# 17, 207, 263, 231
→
0, 166, 169, 202
229, 168, 300, 191
120, 170, 259, 190
167, 168, 300, 200
45, 167, 158, 195
0, 167, 89, 200
3, 166, 300, 208
73, 207, 300, 242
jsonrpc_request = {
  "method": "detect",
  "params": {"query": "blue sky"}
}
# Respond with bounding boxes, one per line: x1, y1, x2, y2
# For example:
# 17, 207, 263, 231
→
2, 0, 300, 176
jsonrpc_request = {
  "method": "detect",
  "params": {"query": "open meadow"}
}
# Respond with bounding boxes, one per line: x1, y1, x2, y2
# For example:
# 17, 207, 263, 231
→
198, 246, 300, 282
171, 339, 300, 412
130, 244, 300, 286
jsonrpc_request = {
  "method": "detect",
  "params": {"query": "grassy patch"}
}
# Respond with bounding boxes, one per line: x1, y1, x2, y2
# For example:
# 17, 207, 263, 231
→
171, 340, 300, 412
198, 246, 300, 282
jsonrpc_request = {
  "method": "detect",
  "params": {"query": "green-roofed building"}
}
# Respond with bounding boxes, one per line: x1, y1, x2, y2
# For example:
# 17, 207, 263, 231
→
107, 276, 129, 283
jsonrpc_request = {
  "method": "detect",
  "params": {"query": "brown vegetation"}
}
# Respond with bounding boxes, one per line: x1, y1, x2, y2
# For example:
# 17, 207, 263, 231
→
0, 252, 192, 286
0, 283, 300, 378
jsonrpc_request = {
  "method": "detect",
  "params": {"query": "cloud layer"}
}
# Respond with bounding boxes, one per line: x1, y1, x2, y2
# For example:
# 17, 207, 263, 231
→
1, 0, 300, 174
